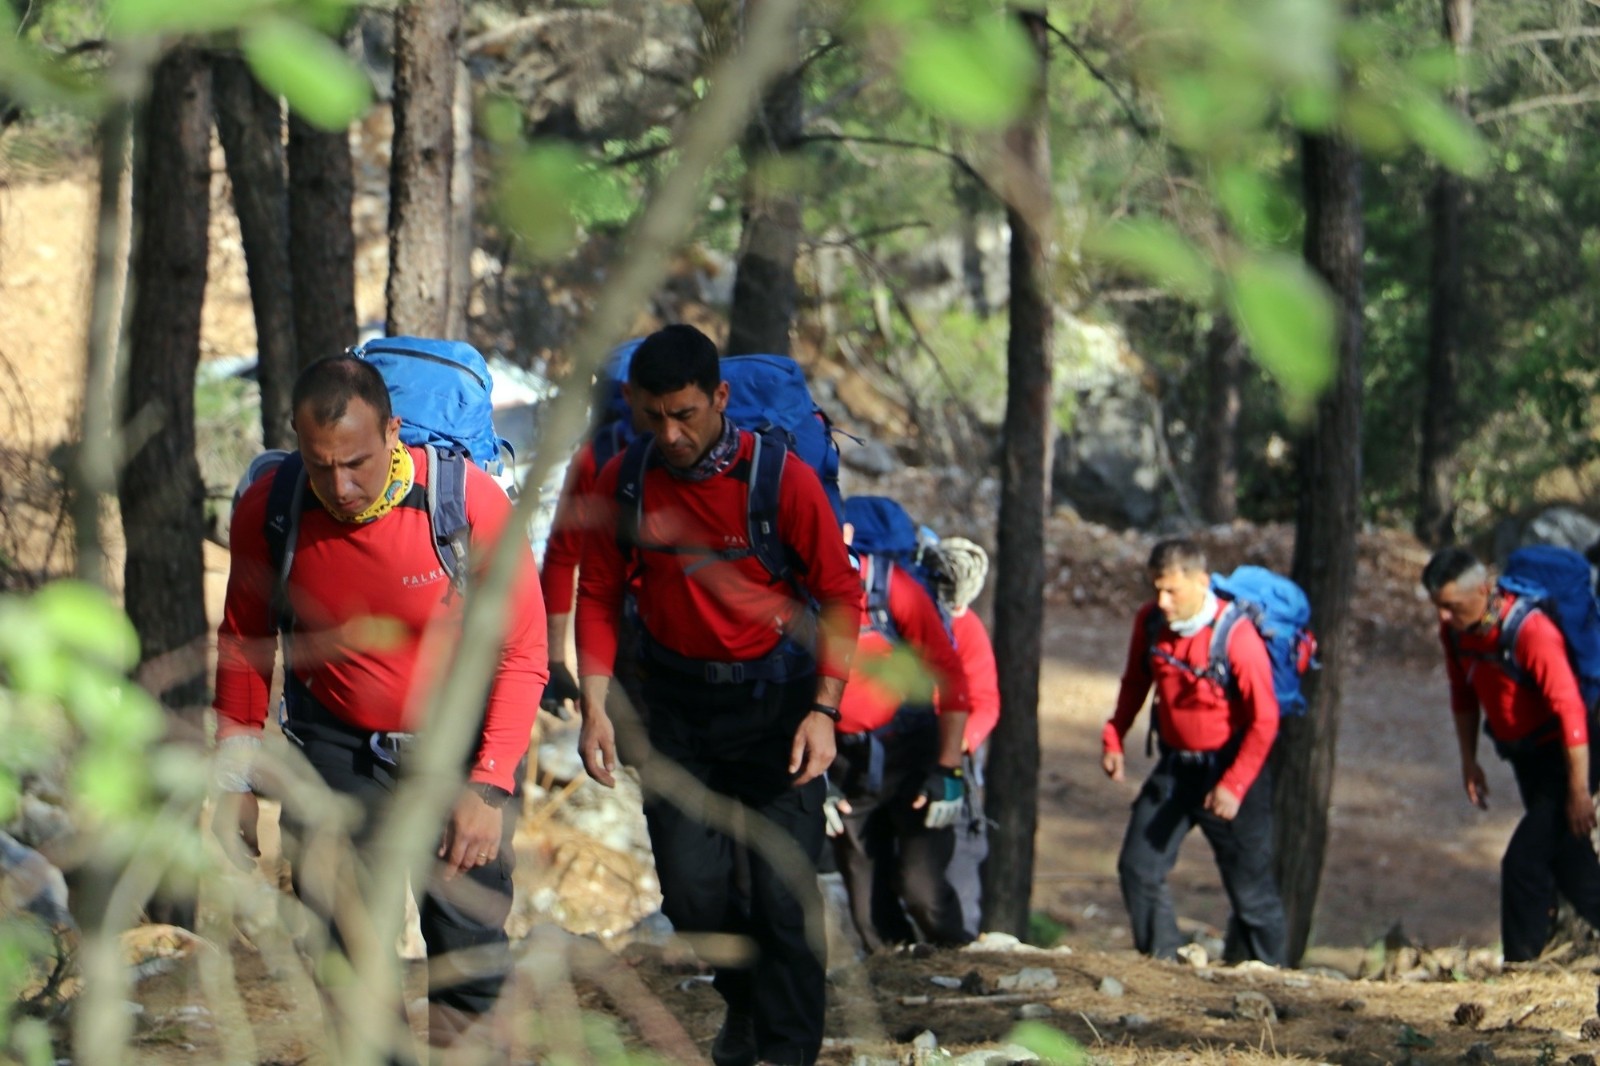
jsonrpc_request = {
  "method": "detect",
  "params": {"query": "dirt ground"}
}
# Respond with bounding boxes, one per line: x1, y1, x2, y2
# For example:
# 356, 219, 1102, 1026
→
1, 169, 1591, 1065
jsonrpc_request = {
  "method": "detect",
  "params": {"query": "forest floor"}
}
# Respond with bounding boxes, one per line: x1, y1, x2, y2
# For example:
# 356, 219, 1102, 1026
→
4, 169, 1600, 1066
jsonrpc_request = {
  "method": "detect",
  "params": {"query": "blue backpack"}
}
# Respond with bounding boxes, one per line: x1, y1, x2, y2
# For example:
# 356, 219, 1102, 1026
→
1147, 565, 1318, 718
1464, 544, 1600, 710
846, 495, 953, 643
350, 336, 512, 475
590, 338, 643, 469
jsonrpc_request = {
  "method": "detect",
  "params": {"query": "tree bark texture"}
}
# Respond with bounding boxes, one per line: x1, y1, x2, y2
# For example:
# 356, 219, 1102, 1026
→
982, 6, 1052, 940
288, 112, 358, 366
118, 48, 213, 722
726, 58, 802, 356
1276, 131, 1364, 965
1416, 0, 1473, 547
213, 55, 297, 449
446, 56, 474, 341
1195, 314, 1243, 524
386, 0, 461, 339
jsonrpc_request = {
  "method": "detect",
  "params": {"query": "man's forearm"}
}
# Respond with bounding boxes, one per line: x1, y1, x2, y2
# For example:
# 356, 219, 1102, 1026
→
580, 674, 612, 717
547, 611, 572, 666
1567, 742, 1592, 797
1452, 711, 1480, 768
812, 674, 844, 711
936, 710, 968, 769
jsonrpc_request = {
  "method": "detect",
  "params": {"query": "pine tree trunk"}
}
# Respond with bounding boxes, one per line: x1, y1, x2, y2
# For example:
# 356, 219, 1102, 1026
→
288, 111, 358, 366
446, 56, 474, 341
1195, 315, 1242, 524
1275, 130, 1364, 965
726, 46, 802, 355
386, 0, 461, 339
213, 54, 297, 449
1416, 0, 1472, 547
118, 48, 213, 723
982, 5, 1053, 939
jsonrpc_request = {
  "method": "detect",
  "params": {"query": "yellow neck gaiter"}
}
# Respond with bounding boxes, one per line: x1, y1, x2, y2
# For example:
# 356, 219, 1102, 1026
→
312, 444, 415, 524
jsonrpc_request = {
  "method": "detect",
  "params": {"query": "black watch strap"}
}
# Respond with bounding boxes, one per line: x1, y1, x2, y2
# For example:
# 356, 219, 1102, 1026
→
469, 782, 513, 809
809, 703, 841, 723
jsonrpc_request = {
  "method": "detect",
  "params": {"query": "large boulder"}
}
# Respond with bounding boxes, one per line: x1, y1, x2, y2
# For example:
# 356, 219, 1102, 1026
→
1052, 317, 1163, 529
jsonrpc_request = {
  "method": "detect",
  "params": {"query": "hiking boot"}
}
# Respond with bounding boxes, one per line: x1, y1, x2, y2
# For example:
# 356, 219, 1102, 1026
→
710, 1008, 757, 1066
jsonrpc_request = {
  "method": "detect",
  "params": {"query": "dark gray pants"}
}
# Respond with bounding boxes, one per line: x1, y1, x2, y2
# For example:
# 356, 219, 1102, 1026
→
1502, 740, 1600, 961
1117, 754, 1286, 966
945, 746, 988, 939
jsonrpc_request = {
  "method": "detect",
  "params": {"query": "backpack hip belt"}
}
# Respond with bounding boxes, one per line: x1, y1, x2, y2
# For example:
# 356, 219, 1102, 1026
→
639, 630, 816, 686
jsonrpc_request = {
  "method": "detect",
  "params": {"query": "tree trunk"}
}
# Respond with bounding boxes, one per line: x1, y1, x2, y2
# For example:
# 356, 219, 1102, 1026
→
982, 6, 1052, 940
446, 56, 474, 341
119, 47, 213, 724
386, 0, 460, 339
288, 111, 358, 366
953, 169, 992, 319
1195, 314, 1243, 524
726, 56, 802, 356
1416, 0, 1473, 547
1275, 131, 1364, 965
213, 55, 297, 449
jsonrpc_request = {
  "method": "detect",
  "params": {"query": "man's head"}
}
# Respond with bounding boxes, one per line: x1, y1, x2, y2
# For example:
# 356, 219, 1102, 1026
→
291, 356, 401, 519
624, 324, 728, 469
1147, 538, 1211, 624
1423, 546, 1492, 632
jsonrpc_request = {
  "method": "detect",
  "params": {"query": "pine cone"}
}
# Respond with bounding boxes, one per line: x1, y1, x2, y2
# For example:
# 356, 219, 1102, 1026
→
1453, 1002, 1486, 1029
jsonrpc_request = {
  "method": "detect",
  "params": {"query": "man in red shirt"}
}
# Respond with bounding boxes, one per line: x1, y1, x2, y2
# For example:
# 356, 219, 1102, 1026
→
1101, 538, 1286, 965
212, 356, 548, 1059
575, 325, 860, 1066
1424, 546, 1600, 961
828, 543, 971, 951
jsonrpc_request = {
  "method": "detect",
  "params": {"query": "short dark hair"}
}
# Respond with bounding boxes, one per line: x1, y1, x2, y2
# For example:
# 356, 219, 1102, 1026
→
628, 324, 721, 397
1422, 546, 1486, 594
292, 356, 392, 429
1148, 538, 1207, 576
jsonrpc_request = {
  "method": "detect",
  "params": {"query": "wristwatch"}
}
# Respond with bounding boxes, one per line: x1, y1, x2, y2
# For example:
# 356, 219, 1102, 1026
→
468, 782, 513, 809
809, 703, 842, 723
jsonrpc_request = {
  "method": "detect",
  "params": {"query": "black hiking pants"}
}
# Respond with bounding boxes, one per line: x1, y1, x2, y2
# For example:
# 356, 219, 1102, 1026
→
278, 694, 519, 1064
830, 715, 971, 951
636, 664, 827, 1066
1501, 740, 1600, 961
1117, 753, 1287, 966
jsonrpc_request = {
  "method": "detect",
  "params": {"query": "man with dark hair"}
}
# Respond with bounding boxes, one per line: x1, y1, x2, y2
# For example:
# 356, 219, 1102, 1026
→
212, 355, 548, 1060
1424, 545, 1600, 961
1100, 537, 1287, 965
575, 323, 860, 1066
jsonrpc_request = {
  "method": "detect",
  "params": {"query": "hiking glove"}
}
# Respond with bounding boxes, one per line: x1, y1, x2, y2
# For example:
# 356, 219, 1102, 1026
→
919, 765, 965, 829
823, 787, 847, 838
541, 662, 581, 718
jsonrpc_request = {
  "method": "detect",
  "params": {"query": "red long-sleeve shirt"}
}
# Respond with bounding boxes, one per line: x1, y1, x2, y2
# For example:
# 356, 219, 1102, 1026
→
575, 430, 861, 679
214, 446, 549, 792
541, 440, 599, 616
1101, 601, 1279, 798
1441, 594, 1588, 747
952, 608, 1001, 751
838, 560, 971, 735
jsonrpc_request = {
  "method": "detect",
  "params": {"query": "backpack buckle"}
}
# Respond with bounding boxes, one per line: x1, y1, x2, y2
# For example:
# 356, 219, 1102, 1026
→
704, 662, 746, 684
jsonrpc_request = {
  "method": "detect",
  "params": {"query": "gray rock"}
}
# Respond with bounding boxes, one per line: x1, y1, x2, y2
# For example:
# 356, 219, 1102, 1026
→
1232, 990, 1278, 1024
1121, 1014, 1152, 1031
966, 931, 1024, 952
0, 830, 69, 927
842, 439, 898, 477
1299, 965, 1352, 982
949, 1046, 1041, 1066
996, 967, 1058, 992
911, 1030, 939, 1050
930, 975, 963, 989
1015, 1003, 1054, 1020
1462, 1042, 1496, 1065
1097, 975, 1125, 998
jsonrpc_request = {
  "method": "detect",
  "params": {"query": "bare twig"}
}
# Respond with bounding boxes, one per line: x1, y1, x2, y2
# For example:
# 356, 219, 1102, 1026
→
791, 131, 990, 191
1042, 21, 1154, 140
1475, 86, 1600, 124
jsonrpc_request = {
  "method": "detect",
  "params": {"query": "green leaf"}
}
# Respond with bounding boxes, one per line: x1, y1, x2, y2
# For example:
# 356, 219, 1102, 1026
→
853, 0, 933, 26
1008, 1021, 1086, 1065
107, 0, 268, 35
243, 16, 371, 132
1215, 167, 1297, 244
1227, 253, 1336, 405
480, 95, 524, 146
1341, 92, 1408, 155
1398, 90, 1489, 178
31, 581, 139, 670
1085, 218, 1215, 302
496, 145, 633, 260
898, 19, 1036, 129
74, 747, 148, 815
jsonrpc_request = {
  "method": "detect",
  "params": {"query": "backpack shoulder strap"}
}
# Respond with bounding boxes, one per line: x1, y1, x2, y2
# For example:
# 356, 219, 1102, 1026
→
1208, 601, 1249, 695
1496, 593, 1541, 688
614, 434, 657, 554
746, 428, 792, 583
863, 554, 900, 642
425, 444, 471, 597
263, 451, 307, 634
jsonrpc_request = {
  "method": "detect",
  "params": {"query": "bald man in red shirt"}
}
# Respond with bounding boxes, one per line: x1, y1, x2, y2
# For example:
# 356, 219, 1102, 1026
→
1424, 545, 1600, 962
1101, 538, 1286, 965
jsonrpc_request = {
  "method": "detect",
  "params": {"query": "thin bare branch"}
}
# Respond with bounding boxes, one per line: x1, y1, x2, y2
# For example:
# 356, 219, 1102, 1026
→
791, 131, 990, 190
1042, 20, 1153, 140
1475, 85, 1600, 123
1492, 26, 1600, 48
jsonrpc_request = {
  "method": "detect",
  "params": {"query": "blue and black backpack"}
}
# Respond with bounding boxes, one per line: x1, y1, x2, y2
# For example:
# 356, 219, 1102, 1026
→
1454, 544, 1600, 711
845, 495, 953, 644
589, 338, 643, 470
1147, 565, 1318, 718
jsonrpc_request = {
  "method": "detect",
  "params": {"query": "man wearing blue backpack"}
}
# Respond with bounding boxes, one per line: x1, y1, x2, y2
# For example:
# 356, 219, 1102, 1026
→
574, 325, 861, 1066
1101, 538, 1288, 966
1423, 545, 1600, 962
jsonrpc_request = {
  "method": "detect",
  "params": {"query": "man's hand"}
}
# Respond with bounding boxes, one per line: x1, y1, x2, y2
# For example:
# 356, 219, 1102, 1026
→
579, 675, 618, 787
1568, 786, 1597, 839
1462, 760, 1491, 810
912, 765, 965, 829
438, 789, 505, 881
1204, 783, 1241, 821
1102, 749, 1125, 782
789, 711, 836, 786
541, 661, 581, 719
823, 790, 852, 837
212, 791, 260, 871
